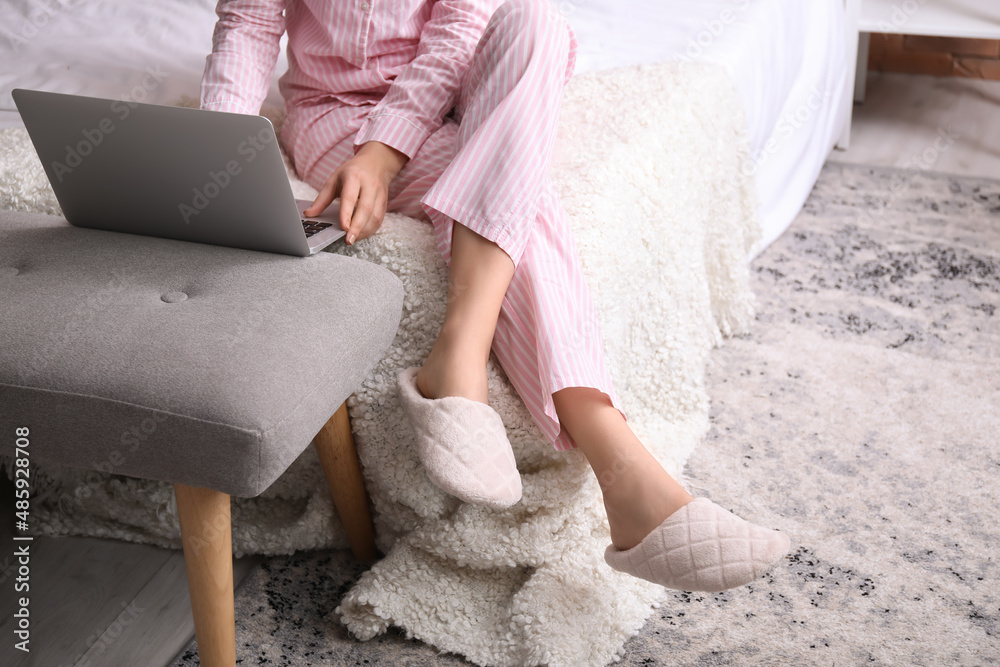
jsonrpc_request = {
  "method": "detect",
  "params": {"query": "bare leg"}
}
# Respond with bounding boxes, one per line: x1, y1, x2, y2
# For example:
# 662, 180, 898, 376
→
416, 223, 514, 403
553, 387, 694, 551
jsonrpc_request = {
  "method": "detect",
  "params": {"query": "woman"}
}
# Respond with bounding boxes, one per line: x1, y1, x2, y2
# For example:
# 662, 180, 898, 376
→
201, 0, 789, 593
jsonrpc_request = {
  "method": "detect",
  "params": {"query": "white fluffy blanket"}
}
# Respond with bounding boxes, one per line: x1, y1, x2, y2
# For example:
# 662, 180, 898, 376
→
0, 61, 759, 666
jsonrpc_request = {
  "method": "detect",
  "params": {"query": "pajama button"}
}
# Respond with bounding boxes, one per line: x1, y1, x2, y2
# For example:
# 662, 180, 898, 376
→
361, 2, 369, 9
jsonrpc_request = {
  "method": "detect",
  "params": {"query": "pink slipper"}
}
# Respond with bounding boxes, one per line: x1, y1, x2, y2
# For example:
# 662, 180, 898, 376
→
604, 497, 791, 592
397, 367, 522, 508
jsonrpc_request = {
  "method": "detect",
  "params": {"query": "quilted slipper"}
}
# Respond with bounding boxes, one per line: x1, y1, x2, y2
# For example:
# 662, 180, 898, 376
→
397, 367, 522, 508
604, 497, 790, 592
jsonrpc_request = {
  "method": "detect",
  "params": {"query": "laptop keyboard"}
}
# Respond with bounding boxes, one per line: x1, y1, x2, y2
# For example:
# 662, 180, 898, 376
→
301, 220, 333, 238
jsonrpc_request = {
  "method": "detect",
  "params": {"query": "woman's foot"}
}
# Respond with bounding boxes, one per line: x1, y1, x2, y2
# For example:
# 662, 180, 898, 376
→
604, 497, 791, 592
415, 222, 513, 404
596, 445, 790, 592
415, 327, 489, 403
552, 386, 789, 591
552, 387, 694, 549
599, 447, 694, 551
398, 367, 521, 507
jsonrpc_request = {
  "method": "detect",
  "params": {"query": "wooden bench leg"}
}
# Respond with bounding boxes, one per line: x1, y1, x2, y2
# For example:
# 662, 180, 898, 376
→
313, 402, 378, 562
174, 483, 236, 667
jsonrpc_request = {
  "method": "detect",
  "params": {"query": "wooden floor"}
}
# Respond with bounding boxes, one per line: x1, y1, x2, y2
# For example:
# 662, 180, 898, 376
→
0, 471, 261, 667
840, 71, 1000, 176
1, 71, 998, 667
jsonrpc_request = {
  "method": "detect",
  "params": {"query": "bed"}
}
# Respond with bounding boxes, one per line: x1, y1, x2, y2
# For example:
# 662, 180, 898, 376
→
565, 0, 850, 251
0, 0, 849, 255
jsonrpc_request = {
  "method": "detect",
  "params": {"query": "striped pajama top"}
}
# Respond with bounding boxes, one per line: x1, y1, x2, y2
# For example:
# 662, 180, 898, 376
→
200, 0, 498, 159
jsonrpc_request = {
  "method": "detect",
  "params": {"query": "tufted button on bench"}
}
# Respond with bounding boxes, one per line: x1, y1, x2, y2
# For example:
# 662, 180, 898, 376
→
0, 209, 403, 666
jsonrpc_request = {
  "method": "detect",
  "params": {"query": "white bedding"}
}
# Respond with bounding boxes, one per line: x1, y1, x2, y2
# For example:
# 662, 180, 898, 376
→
563, 0, 849, 252
0, 0, 848, 253
0, 1, 289, 122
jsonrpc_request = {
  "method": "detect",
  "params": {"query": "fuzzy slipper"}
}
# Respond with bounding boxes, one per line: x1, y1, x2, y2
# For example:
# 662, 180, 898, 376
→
397, 367, 522, 508
604, 497, 791, 592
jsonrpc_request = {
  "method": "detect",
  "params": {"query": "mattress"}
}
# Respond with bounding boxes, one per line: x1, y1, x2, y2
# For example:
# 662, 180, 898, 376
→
0, 0, 848, 254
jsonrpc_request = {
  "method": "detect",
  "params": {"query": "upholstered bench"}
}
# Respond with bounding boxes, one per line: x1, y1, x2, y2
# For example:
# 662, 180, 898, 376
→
0, 209, 403, 666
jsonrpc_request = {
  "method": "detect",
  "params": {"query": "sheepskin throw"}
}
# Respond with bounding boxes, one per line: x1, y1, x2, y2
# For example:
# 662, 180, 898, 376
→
0, 61, 759, 666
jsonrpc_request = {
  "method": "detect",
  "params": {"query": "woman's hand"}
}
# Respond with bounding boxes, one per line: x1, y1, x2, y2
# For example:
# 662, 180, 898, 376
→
304, 141, 408, 245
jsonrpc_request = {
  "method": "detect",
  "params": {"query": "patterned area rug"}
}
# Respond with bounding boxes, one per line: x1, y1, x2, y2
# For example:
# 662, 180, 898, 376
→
172, 161, 999, 666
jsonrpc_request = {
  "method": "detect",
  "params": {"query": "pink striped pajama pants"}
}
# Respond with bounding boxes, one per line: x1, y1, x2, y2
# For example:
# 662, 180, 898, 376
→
285, 0, 622, 450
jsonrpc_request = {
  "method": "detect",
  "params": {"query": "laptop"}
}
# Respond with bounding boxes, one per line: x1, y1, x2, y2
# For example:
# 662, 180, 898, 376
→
12, 88, 345, 257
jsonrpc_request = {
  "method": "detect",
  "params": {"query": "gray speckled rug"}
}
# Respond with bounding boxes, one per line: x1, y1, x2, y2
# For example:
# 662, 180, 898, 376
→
171, 161, 1000, 666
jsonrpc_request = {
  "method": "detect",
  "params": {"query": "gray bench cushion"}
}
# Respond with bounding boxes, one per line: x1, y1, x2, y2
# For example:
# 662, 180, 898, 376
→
0, 210, 403, 497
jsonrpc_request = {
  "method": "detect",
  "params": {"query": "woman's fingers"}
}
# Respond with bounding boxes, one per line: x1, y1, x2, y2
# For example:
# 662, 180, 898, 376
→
346, 177, 379, 244
307, 141, 405, 242
311, 148, 397, 245
354, 188, 388, 243
304, 171, 340, 217
339, 173, 362, 236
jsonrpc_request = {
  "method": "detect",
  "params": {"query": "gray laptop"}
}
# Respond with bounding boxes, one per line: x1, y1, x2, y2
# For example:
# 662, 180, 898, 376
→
12, 88, 345, 256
